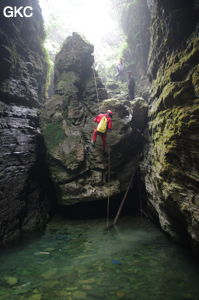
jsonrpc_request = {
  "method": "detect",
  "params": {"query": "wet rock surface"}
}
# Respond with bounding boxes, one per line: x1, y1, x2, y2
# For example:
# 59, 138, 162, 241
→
121, 0, 151, 99
42, 33, 148, 206
0, 0, 50, 245
141, 1, 199, 252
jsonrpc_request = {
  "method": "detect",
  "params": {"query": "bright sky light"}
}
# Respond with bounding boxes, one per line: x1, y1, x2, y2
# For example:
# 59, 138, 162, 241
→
39, 0, 124, 80
39, 0, 118, 45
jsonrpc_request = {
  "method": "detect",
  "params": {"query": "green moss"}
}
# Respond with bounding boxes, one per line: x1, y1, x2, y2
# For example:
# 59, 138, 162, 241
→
43, 121, 65, 151
150, 101, 199, 178
192, 67, 199, 95
28, 294, 42, 300
153, 37, 199, 99
3, 276, 18, 286
160, 81, 193, 110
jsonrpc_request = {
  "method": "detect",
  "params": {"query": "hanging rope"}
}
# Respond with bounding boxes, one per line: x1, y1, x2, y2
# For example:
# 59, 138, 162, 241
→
91, 66, 112, 229
106, 147, 111, 230
92, 66, 100, 113
113, 170, 136, 226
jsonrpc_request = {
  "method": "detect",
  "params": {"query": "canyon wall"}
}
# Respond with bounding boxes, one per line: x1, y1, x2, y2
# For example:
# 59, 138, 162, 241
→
121, 0, 199, 252
144, 0, 199, 252
145, 1, 199, 253
0, 0, 50, 244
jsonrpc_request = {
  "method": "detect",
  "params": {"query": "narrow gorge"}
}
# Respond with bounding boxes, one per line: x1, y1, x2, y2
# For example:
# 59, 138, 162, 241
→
0, 0, 198, 299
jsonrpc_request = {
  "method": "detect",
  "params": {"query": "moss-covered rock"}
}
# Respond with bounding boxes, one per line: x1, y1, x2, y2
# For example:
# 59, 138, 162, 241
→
3, 276, 18, 286
141, 0, 199, 254
42, 33, 148, 206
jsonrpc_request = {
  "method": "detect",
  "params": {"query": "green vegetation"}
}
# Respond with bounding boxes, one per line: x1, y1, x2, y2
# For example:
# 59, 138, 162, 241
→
39, 0, 127, 86
96, 37, 129, 84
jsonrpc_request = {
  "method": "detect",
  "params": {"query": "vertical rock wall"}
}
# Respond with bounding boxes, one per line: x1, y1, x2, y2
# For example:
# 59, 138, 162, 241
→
142, 0, 199, 252
0, 0, 50, 244
119, 0, 199, 252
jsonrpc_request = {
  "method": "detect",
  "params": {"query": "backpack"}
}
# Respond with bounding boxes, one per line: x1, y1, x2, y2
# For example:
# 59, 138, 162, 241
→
96, 116, 107, 133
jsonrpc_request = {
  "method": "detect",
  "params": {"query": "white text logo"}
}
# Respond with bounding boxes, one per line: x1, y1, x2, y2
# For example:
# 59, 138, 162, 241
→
3, 6, 33, 18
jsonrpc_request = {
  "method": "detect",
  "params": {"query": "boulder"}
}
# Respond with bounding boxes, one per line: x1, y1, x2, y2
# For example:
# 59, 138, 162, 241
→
42, 33, 148, 205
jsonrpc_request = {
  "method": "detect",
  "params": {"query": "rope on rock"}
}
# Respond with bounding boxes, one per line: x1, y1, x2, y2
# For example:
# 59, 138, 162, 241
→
106, 147, 111, 230
92, 66, 100, 113
91, 66, 111, 228
113, 170, 136, 226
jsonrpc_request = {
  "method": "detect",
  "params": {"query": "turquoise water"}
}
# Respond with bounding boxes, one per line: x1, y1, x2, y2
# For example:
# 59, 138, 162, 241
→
0, 216, 199, 300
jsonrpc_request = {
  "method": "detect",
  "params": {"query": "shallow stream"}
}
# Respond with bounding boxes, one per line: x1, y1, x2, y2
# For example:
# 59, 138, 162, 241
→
0, 216, 199, 300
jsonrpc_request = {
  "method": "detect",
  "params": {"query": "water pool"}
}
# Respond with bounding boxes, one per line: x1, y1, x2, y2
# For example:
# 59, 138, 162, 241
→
0, 216, 198, 300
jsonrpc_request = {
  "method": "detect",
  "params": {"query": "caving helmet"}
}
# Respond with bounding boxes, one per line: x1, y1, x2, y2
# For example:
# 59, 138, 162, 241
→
107, 110, 113, 116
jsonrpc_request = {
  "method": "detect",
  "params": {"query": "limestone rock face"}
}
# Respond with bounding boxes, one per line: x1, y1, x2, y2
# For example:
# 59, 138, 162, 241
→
121, 0, 151, 99
141, 0, 199, 252
0, 0, 49, 244
43, 33, 148, 206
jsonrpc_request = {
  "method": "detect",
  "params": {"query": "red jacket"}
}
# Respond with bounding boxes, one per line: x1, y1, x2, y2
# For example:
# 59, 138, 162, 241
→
93, 113, 112, 130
